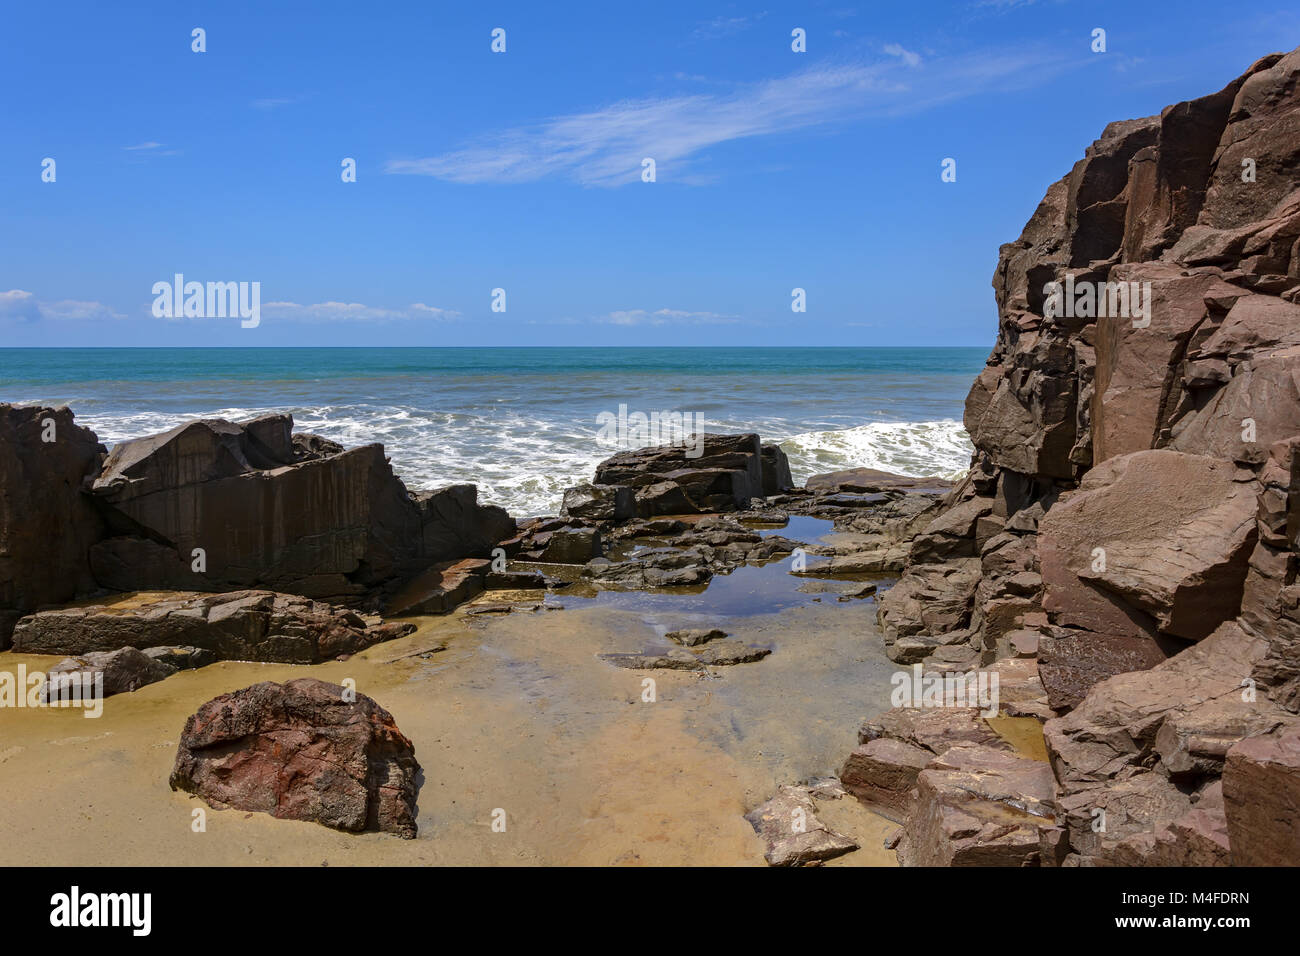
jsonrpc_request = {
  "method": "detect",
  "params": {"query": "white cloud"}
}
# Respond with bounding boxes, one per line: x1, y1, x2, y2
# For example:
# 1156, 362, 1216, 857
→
600, 308, 739, 326
260, 300, 461, 322
692, 13, 767, 39
123, 142, 163, 151
0, 290, 124, 322
385, 48, 1081, 187
883, 43, 922, 67
0, 290, 38, 320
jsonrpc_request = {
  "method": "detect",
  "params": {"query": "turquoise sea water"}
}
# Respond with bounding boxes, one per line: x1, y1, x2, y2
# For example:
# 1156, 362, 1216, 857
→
0, 347, 986, 516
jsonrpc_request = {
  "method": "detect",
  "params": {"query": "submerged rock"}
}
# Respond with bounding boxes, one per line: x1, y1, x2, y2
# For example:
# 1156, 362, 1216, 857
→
664, 627, 727, 646
600, 640, 770, 670
169, 678, 421, 838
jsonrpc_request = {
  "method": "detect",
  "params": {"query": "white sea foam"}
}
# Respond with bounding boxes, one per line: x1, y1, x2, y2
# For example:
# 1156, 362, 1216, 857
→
779, 420, 974, 485
72, 406, 972, 519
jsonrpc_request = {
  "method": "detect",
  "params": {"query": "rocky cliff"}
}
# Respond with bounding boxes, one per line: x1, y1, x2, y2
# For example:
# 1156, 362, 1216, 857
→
866, 47, 1300, 865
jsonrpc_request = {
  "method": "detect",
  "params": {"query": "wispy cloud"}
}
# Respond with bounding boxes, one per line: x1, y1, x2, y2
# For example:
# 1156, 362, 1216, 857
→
599, 308, 739, 326
883, 43, 923, 67
692, 13, 768, 39
0, 290, 124, 322
385, 48, 1085, 187
261, 300, 461, 322
123, 141, 181, 157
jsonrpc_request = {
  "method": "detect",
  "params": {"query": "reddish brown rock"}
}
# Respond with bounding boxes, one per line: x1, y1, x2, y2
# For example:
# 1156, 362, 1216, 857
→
169, 678, 420, 838
839, 738, 932, 820
896, 745, 1057, 866
1223, 723, 1300, 865
859, 705, 1012, 755
1044, 622, 1271, 788
850, 45, 1300, 866
1091, 265, 1245, 464
1039, 450, 1257, 642
744, 785, 858, 866
1106, 782, 1232, 867
1038, 627, 1172, 711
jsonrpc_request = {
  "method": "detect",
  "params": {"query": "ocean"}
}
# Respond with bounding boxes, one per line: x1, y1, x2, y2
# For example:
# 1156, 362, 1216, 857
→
0, 347, 986, 517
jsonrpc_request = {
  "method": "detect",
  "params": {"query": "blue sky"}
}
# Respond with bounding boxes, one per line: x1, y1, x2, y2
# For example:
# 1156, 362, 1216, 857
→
2, 0, 1297, 347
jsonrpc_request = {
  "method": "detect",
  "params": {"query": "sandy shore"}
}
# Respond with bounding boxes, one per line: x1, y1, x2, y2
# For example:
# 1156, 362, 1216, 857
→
1, 586, 917, 865
1, 519, 1053, 867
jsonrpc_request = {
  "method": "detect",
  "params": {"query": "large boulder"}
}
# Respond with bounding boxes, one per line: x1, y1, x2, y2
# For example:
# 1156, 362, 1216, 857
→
0, 404, 106, 647
169, 678, 421, 838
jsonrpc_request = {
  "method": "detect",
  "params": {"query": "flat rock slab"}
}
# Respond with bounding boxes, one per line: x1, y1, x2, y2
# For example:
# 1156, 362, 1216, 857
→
169, 678, 421, 839
12, 590, 415, 664
744, 785, 859, 866
664, 627, 727, 646
386, 558, 488, 615
600, 640, 771, 670
804, 468, 953, 495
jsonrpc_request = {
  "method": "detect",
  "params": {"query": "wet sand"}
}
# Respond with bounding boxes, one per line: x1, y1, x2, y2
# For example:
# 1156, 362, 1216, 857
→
0, 526, 1039, 866
0, 565, 907, 865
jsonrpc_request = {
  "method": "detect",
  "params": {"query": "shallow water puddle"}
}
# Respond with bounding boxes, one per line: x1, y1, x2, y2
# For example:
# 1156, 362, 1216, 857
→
0, 515, 904, 865
565, 515, 880, 619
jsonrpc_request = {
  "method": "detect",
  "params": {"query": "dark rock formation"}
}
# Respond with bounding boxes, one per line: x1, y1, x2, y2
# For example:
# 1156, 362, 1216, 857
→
12, 590, 415, 663
587, 433, 792, 517
0, 408, 515, 633
41, 646, 178, 701
0, 404, 106, 648
169, 678, 420, 838
88, 415, 514, 603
